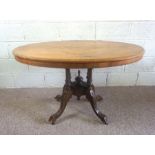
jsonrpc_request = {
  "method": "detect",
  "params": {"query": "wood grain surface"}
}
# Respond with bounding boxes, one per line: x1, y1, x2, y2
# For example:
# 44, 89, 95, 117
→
13, 41, 144, 68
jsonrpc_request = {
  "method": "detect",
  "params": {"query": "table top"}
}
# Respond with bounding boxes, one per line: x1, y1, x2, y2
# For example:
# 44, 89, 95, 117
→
13, 41, 144, 68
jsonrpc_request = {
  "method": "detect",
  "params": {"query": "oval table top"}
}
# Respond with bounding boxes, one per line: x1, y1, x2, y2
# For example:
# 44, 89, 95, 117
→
13, 40, 144, 68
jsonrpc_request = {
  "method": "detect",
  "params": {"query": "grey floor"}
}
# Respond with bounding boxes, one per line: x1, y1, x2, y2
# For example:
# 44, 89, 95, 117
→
0, 86, 155, 135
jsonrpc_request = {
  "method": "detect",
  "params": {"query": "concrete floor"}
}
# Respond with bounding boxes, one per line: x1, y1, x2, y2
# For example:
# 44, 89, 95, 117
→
0, 86, 155, 135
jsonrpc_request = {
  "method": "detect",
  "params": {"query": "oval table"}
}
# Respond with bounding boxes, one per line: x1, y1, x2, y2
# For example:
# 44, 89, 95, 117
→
13, 41, 144, 125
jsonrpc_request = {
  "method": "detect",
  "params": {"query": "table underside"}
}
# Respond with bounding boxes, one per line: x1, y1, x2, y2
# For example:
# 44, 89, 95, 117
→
49, 68, 108, 125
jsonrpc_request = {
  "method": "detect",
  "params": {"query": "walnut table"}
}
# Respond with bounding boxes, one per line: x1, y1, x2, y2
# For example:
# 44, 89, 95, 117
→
13, 41, 144, 125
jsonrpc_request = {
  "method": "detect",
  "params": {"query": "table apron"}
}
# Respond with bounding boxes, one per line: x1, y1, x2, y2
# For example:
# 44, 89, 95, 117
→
15, 56, 143, 68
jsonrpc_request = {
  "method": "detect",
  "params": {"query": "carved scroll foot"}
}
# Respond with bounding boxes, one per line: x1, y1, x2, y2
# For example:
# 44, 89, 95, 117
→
49, 85, 72, 125
86, 86, 108, 125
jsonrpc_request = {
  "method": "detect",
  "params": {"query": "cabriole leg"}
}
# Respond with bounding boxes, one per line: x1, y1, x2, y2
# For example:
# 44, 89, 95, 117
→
49, 85, 72, 124
86, 69, 108, 124
49, 69, 72, 125
86, 86, 108, 124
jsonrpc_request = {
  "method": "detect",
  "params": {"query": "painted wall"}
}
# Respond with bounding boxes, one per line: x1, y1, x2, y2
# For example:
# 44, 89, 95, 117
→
0, 21, 155, 88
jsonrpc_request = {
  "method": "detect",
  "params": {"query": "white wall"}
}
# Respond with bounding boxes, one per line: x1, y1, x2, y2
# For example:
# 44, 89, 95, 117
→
0, 21, 155, 88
